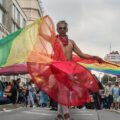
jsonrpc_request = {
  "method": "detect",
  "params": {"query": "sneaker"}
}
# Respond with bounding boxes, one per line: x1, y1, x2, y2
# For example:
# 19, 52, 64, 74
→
57, 114, 63, 120
33, 105, 36, 108
64, 113, 70, 120
82, 106, 86, 110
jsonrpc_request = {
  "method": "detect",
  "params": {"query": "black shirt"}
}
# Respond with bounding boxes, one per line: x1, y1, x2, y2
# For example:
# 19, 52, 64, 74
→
8, 86, 17, 104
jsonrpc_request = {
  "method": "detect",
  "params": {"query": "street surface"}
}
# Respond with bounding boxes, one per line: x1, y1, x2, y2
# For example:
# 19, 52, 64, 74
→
0, 107, 120, 120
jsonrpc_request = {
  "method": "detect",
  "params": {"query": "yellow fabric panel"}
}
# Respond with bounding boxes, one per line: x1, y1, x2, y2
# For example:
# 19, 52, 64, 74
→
27, 15, 56, 64
27, 50, 52, 63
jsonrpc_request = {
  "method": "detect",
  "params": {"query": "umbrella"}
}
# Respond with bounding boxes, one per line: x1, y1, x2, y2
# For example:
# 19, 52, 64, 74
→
0, 64, 28, 75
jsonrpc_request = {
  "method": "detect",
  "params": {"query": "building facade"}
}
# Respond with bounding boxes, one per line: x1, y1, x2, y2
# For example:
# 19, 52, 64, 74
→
0, 0, 43, 84
0, 0, 27, 39
0, 0, 27, 83
17, 0, 43, 25
104, 51, 120, 81
11, 0, 27, 32
104, 51, 120, 64
0, 0, 9, 38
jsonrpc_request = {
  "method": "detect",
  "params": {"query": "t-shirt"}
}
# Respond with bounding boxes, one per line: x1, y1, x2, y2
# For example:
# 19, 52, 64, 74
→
8, 87, 17, 104
28, 85, 34, 92
104, 86, 112, 97
112, 86, 120, 97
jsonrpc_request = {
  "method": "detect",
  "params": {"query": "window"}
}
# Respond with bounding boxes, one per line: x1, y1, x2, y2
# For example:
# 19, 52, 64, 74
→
12, 4, 20, 25
0, 0, 3, 5
14, 6, 20, 25
15, 7, 17, 22
0, 8, 4, 24
15, 24, 19, 31
12, 4, 15, 19
12, 23, 15, 33
17, 11, 20, 25
20, 15, 24, 27
12, 22, 19, 32
23, 18, 26, 27
20, 14, 22, 27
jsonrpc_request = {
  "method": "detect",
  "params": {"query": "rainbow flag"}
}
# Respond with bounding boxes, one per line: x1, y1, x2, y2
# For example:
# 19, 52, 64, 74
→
0, 19, 41, 67
0, 15, 120, 77
72, 55, 120, 75
0, 15, 98, 106
0, 15, 55, 68
1, 15, 119, 106
80, 62, 120, 75
0, 16, 120, 75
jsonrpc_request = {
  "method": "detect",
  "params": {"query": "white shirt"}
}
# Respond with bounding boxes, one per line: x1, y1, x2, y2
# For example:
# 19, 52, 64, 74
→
104, 85, 113, 97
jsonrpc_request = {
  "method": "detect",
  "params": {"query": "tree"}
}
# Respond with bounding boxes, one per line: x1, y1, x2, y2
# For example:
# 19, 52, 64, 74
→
102, 74, 116, 84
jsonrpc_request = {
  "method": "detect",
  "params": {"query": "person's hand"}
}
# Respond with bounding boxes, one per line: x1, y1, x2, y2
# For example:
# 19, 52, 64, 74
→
95, 56, 103, 63
89, 56, 103, 63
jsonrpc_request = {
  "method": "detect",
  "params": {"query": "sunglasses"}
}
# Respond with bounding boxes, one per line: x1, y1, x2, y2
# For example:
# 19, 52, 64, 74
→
58, 27, 67, 30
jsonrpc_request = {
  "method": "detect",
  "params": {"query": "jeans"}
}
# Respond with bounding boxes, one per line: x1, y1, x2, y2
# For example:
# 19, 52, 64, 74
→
58, 104, 69, 115
105, 95, 113, 109
28, 92, 34, 106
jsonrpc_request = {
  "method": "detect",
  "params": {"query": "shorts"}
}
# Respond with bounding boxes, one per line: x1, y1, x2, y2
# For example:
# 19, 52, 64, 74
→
113, 96, 120, 103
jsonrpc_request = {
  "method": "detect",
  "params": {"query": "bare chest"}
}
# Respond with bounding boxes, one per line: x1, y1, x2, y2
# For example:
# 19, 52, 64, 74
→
58, 39, 73, 54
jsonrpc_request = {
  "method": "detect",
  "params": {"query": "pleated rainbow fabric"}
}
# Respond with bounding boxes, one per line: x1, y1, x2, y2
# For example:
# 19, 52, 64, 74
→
72, 55, 120, 76
0, 16, 48, 67
0, 15, 119, 106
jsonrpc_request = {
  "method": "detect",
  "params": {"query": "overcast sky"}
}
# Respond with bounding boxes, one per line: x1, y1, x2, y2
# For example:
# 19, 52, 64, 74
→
42, 0, 120, 58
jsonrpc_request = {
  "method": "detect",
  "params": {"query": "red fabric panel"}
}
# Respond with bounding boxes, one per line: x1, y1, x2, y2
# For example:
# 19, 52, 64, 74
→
27, 61, 99, 106
27, 16, 99, 106
72, 55, 97, 64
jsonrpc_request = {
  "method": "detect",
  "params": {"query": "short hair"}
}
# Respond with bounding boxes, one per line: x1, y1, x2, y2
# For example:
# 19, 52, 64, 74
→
17, 78, 21, 81
12, 80, 17, 86
57, 20, 68, 28
108, 81, 111, 84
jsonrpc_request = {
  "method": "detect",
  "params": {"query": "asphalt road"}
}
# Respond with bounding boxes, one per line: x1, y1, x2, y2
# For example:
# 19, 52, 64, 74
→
0, 107, 120, 120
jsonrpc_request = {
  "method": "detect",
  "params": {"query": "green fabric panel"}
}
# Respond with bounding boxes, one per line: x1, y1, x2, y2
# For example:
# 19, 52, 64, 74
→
0, 28, 24, 67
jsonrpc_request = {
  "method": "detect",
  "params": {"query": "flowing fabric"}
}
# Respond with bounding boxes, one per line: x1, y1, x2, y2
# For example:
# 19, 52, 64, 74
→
27, 16, 99, 106
73, 55, 120, 75
0, 17, 43, 67
1, 15, 115, 106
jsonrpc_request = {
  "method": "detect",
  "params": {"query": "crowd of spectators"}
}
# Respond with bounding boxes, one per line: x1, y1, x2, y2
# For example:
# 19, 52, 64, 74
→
0, 78, 120, 111
86, 80, 120, 110
0, 78, 50, 108
103, 81, 120, 110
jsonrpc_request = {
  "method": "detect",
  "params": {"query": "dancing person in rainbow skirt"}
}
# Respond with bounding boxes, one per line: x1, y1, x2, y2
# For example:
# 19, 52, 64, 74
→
56, 20, 102, 120
1, 15, 112, 120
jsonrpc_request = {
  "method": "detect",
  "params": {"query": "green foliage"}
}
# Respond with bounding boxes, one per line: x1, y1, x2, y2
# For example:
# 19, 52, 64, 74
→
102, 74, 116, 85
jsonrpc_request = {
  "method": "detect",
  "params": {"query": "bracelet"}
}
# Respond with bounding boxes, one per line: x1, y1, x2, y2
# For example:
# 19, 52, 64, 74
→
89, 56, 96, 59
89, 56, 98, 60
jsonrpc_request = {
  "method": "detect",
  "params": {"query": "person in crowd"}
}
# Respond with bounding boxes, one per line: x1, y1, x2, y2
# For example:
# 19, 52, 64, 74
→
104, 81, 113, 109
28, 80, 35, 107
16, 78, 23, 103
22, 83, 27, 106
112, 81, 120, 110
50, 98, 58, 110
16, 78, 21, 89
93, 75, 104, 109
39, 91, 49, 107
4, 82, 11, 92
35, 87, 40, 107
6, 80, 17, 104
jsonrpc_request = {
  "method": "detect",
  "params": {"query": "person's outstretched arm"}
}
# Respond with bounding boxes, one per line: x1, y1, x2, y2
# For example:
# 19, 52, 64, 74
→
71, 40, 102, 62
